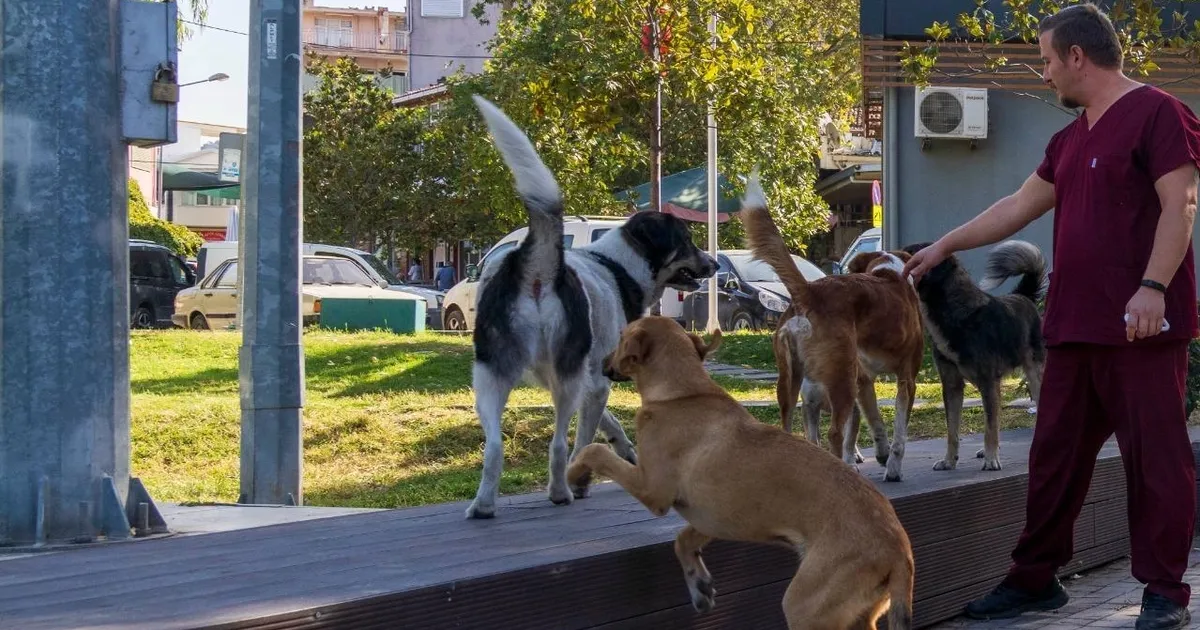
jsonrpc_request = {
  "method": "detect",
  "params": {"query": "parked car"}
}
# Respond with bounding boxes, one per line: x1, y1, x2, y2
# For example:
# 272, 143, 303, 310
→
129, 239, 196, 329
831, 227, 882, 274
679, 249, 825, 332
440, 216, 627, 331
195, 241, 446, 329
171, 255, 424, 330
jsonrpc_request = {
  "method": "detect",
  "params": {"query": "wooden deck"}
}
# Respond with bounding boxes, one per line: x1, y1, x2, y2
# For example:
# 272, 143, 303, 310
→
2, 427, 1198, 630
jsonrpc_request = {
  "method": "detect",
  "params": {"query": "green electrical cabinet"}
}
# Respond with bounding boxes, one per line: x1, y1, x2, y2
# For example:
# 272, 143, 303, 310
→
317, 295, 426, 334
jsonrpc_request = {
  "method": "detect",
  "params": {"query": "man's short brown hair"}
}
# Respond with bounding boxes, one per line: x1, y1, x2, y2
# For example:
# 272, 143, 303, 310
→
1038, 3, 1123, 70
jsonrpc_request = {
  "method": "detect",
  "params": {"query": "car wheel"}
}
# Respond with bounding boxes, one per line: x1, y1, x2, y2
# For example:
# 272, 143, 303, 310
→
444, 306, 467, 331
729, 311, 754, 331
189, 312, 209, 330
132, 305, 155, 329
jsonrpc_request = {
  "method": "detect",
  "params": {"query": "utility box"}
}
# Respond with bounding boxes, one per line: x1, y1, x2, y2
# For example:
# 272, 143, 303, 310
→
318, 295, 427, 334
120, 0, 178, 147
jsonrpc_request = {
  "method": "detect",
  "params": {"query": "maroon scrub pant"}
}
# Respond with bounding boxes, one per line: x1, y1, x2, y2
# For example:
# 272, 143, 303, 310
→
1001, 340, 1196, 607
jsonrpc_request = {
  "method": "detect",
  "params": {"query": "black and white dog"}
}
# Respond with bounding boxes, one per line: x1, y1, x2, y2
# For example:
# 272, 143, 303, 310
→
465, 96, 717, 519
901, 240, 1047, 473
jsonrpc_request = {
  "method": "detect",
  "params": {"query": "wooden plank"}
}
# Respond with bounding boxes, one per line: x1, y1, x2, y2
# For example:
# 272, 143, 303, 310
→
1, 428, 1190, 630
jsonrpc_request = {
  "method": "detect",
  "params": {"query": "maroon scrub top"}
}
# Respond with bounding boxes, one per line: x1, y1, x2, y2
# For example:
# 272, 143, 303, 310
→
1036, 85, 1200, 346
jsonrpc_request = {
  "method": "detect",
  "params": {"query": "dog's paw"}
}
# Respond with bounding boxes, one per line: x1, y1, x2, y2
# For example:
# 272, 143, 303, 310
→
465, 499, 495, 520
982, 457, 1002, 472
688, 577, 716, 613
613, 442, 638, 466
571, 483, 591, 500
548, 484, 575, 506
976, 447, 986, 459
932, 458, 957, 471
884, 458, 904, 482
875, 452, 889, 467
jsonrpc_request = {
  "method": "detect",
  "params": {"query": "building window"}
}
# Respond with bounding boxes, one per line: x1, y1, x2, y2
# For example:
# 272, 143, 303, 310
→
314, 18, 353, 47
421, 0, 463, 18
179, 191, 238, 207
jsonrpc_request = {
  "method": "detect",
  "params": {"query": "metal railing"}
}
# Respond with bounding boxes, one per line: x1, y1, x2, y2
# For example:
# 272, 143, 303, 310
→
302, 29, 409, 54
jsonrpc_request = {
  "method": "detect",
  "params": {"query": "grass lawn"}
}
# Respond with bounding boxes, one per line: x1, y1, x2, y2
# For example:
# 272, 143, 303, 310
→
133, 328, 1037, 509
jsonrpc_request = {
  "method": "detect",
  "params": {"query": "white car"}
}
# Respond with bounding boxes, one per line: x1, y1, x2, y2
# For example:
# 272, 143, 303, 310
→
440, 216, 630, 331
171, 255, 425, 330
833, 227, 882, 274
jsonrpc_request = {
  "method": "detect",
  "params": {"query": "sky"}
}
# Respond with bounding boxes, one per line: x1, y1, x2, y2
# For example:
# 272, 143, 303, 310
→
177, 0, 407, 129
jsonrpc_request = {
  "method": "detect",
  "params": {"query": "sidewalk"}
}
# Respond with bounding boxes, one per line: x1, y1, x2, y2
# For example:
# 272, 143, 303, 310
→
929, 548, 1200, 628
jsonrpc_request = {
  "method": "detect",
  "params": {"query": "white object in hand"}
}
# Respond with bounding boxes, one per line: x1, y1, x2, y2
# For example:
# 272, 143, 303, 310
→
1124, 312, 1170, 332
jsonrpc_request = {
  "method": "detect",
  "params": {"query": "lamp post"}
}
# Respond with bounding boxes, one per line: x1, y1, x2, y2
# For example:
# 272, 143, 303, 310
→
160, 72, 231, 222
178, 72, 230, 88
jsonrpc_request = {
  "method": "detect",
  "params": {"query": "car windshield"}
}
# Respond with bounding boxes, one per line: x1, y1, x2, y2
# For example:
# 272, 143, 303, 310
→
303, 258, 376, 286
354, 250, 401, 285
727, 254, 823, 283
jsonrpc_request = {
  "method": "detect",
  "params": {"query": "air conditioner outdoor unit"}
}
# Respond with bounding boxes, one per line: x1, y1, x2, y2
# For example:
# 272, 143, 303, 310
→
914, 86, 988, 139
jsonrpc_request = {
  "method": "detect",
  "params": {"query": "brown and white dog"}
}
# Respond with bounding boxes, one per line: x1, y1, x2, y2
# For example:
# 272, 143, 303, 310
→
567, 316, 915, 629
772, 250, 914, 467
741, 175, 925, 481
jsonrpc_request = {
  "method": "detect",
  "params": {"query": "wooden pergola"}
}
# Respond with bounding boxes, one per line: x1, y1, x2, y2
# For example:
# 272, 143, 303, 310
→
855, 37, 1200, 137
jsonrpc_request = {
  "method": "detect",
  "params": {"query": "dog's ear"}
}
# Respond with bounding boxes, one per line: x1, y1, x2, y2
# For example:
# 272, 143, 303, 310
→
688, 330, 722, 360
846, 251, 884, 274
889, 250, 912, 263
616, 328, 650, 374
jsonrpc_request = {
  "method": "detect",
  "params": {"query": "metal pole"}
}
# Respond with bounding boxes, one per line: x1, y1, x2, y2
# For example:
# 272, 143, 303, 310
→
705, 12, 719, 334
0, 0, 132, 544
239, 0, 304, 506
649, 1, 662, 213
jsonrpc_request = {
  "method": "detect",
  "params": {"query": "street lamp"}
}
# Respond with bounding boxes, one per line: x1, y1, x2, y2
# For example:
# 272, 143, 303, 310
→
178, 72, 230, 88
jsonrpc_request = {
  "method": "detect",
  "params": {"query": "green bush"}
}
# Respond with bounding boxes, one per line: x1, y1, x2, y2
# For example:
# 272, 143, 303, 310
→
128, 180, 204, 258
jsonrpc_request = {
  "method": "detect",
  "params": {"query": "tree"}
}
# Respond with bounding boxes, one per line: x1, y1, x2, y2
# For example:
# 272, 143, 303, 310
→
302, 55, 428, 252
177, 0, 210, 45
899, 0, 1200, 94
128, 180, 204, 257
422, 0, 861, 252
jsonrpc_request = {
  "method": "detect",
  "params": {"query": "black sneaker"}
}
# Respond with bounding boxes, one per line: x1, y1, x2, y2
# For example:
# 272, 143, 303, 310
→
963, 577, 1069, 619
1136, 592, 1192, 630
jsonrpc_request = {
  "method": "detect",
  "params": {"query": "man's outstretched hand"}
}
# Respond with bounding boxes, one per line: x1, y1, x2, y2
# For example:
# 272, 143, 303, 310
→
902, 241, 949, 283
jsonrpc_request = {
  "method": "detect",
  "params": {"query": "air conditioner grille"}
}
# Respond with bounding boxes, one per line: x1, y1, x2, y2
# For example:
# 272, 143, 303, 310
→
919, 91, 963, 134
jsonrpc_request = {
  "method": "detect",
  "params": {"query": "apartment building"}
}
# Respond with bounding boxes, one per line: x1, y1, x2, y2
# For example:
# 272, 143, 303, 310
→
301, 0, 410, 94
405, 0, 498, 91
301, 0, 499, 97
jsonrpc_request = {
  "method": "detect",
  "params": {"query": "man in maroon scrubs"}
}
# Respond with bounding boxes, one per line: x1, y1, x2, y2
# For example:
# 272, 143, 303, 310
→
904, 4, 1200, 628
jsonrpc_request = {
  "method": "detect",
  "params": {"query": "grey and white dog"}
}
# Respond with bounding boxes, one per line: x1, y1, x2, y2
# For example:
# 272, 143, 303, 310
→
465, 96, 717, 519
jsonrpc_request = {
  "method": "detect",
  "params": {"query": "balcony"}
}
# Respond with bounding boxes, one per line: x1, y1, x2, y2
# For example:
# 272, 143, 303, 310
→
303, 29, 409, 55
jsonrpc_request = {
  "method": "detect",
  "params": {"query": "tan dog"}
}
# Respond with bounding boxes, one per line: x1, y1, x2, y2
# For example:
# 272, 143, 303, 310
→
567, 316, 915, 630
741, 175, 925, 482
772, 251, 920, 466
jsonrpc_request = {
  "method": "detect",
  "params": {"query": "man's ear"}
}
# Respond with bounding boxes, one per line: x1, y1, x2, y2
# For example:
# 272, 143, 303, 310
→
616, 328, 649, 374
689, 329, 722, 360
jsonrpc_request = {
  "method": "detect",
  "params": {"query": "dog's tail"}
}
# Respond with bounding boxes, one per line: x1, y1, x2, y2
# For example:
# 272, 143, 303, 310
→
886, 556, 915, 630
473, 95, 564, 284
979, 240, 1048, 304
739, 171, 811, 307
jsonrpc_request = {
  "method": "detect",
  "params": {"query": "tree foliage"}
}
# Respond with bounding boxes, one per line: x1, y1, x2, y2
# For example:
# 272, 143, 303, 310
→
302, 55, 428, 253
177, 0, 210, 45
900, 0, 1200, 88
129, 180, 204, 257
418, 0, 860, 252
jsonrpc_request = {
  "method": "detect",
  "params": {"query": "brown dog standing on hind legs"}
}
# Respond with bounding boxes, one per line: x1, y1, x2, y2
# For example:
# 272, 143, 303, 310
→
741, 173, 925, 481
567, 316, 915, 629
